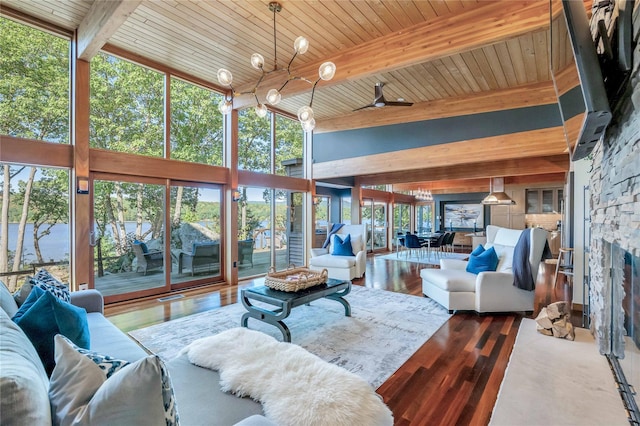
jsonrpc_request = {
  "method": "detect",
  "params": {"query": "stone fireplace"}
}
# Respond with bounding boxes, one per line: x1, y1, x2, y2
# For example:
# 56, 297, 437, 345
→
589, 54, 640, 421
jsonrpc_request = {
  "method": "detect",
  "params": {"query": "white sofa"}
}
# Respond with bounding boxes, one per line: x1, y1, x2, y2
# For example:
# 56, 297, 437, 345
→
309, 224, 366, 281
421, 225, 548, 314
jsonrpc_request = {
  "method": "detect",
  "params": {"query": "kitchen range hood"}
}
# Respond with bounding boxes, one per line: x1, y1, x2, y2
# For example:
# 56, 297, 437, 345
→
482, 177, 515, 205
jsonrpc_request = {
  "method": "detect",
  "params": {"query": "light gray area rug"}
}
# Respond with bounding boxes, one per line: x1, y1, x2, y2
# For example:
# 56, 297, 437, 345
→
379, 251, 468, 266
490, 318, 627, 425
129, 285, 451, 389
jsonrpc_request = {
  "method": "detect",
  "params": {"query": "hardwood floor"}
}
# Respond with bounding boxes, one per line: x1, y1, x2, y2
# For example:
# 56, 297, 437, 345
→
105, 251, 578, 426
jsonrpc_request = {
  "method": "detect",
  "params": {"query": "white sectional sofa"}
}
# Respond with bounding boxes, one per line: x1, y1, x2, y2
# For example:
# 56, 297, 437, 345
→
309, 224, 366, 281
421, 225, 548, 314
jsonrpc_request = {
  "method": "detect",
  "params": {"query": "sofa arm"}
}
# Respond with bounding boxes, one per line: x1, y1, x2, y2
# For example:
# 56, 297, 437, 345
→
440, 259, 467, 270
355, 250, 367, 277
475, 272, 534, 313
70, 289, 104, 314
310, 248, 328, 258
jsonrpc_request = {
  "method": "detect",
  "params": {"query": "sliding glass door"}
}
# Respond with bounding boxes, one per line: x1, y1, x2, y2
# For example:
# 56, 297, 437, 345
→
92, 175, 225, 301
170, 184, 223, 288
361, 198, 387, 252
92, 177, 167, 299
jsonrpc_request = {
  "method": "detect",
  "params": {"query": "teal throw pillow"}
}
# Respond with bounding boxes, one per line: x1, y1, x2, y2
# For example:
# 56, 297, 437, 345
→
12, 286, 46, 322
331, 234, 354, 256
134, 240, 149, 253
470, 244, 485, 257
14, 291, 90, 376
466, 246, 499, 275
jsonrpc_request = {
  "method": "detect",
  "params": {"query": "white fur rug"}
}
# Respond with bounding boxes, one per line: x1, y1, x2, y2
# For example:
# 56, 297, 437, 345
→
180, 327, 393, 426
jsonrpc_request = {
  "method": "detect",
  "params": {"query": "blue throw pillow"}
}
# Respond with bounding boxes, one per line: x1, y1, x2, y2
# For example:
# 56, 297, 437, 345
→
331, 234, 354, 256
134, 240, 149, 254
470, 244, 485, 256
14, 291, 90, 376
11, 286, 46, 322
466, 246, 499, 275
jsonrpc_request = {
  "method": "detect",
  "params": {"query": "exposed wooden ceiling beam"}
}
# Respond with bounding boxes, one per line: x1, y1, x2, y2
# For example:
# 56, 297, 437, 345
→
315, 81, 558, 133
355, 155, 569, 186
233, 0, 550, 110
77, 0, 141, 60
313, 126, 569, 180
392, 173, 567, 193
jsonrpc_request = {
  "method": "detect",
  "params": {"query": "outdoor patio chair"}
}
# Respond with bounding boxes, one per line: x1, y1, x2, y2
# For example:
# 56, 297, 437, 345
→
132, 242, 163, 275
179, 241, 220, 276
238, 239, 254, 268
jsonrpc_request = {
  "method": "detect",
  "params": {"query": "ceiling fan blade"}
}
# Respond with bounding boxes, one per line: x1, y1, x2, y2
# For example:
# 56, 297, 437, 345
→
374, 83, 384, 100
352, 104, 376, 112
385, 101, 413, 107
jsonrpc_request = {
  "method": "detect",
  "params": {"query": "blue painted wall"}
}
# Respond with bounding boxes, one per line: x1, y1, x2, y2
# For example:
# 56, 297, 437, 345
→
313, 103, 564, 163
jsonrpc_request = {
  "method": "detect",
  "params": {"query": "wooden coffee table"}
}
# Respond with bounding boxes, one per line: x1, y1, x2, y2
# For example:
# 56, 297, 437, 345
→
240, 278, 351, 342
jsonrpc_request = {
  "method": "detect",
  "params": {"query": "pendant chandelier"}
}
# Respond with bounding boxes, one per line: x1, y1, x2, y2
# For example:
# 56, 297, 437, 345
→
414, 189, 433, 202
216, 2, 336, 132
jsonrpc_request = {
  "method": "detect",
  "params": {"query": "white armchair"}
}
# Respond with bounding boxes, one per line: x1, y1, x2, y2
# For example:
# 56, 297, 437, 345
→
421, 225, 548, 314
309, 224, 366, 281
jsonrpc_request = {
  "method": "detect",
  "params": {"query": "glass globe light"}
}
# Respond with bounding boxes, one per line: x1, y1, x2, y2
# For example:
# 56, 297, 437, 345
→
217, 69, 233, 86
266, 89, 282, 105
218, 99, 233, 115
250, 53, 265, 70
318, 62, 336, 81
255, 103, 268, 118
301, 118, 316, 132
297, 105, 314, 123
294, 36, 309, 54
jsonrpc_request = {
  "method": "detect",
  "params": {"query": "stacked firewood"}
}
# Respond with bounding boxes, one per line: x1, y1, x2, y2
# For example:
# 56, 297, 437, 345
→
535, 301, 575, 341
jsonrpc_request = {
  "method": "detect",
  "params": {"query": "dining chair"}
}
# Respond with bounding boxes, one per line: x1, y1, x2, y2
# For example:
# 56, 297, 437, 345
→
403, 233, 423, 259
429, 233, 448, 259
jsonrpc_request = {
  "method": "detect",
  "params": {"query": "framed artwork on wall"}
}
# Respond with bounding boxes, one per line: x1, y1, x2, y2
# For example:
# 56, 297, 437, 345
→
443, 203, 484, 229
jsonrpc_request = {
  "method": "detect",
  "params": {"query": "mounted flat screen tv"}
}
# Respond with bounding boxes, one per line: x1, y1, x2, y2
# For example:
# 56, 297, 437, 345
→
551, 0, 611, 161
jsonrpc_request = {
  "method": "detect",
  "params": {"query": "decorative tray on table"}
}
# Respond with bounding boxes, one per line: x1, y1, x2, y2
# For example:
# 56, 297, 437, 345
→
264, 265, 328, 292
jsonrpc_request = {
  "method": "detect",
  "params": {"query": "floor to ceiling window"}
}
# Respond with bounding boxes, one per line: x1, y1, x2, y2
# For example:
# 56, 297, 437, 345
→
1, 14, 312, 298
170, 78, 224, 166
417, 204, 434, 234
362, 198, 388, 252
0, 18, 71, 290
238, 109, 271, 173
90, 53, 163, 156
394, 203, 411, 236
0, 165, 70, 290
341, 195, 352, 225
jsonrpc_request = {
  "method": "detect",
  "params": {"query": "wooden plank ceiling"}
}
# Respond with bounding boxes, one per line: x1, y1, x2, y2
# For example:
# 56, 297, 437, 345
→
1, 0, 582, 193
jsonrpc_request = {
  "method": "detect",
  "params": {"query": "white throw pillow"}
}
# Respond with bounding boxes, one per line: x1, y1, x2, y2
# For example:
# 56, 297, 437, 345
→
349, 234, 364, 254
49, 335, 179, 426
487, 243, 514, 272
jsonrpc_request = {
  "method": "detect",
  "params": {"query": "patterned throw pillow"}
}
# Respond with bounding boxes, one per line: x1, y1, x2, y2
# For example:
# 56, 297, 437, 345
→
57, 335, 129, 378
29, 269, 70, 303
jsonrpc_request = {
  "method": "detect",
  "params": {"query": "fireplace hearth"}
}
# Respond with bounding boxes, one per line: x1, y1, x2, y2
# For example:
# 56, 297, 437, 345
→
587, 51, 639, 425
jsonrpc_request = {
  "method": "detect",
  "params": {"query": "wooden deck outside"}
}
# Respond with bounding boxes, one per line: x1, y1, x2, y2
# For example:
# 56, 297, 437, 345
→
95, 249, 289, 296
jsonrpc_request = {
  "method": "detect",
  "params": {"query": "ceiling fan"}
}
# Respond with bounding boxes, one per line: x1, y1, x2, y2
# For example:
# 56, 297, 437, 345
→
352, 82, 413, 112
